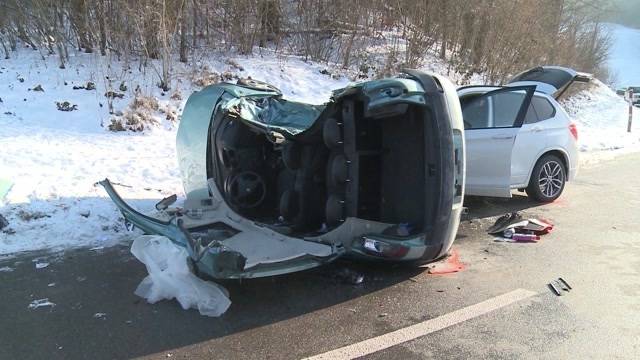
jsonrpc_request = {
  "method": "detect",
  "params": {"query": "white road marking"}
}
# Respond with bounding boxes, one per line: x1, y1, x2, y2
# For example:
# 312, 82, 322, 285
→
303, 288, 537, 360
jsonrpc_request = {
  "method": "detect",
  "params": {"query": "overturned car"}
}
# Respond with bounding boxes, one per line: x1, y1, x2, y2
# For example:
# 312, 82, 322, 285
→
101, 70, 466, 279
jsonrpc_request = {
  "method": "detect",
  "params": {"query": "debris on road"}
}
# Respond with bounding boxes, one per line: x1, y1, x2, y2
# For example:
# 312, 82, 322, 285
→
549, 282, 562, 296
319, 266, 366, 285
335, 267, 365, 285
549, 277, 573, 296
426, 249, 465, 275
28, 298, 56, 309
558, 277, 572, 290
35, 262, 49, 269
93, 312, 107, 319
489, 212, 553, 242
131, 235, 231, 317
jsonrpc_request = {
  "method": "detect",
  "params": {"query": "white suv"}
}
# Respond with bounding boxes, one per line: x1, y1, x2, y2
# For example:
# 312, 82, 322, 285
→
458, 66, 590, 202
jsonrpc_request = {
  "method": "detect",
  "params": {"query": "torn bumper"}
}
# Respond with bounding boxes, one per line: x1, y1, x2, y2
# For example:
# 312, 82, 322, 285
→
99, 179, 342, 279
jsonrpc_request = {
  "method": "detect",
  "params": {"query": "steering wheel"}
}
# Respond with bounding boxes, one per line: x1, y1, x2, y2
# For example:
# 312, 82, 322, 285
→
225, 171, 267, 209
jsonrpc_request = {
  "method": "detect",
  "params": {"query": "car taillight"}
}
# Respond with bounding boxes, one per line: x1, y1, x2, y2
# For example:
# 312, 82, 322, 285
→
569, 123, 578, 141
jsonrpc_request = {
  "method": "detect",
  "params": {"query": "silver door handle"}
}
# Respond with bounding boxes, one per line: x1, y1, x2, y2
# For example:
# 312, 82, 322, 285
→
491, 135, 514, 140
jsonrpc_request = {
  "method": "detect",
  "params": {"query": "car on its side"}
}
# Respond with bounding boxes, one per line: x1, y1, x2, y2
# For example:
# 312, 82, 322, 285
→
458, 66, 590, 202
101, 70, 465, 279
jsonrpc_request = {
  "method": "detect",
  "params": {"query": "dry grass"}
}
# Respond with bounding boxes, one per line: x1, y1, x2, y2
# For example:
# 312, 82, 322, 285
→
108, 95, 160, 132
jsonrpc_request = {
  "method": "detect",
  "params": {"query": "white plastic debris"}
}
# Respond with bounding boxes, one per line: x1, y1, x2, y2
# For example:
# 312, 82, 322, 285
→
28, 298, 56, 309
93, 312, 107, 319
130, 235, 231, 317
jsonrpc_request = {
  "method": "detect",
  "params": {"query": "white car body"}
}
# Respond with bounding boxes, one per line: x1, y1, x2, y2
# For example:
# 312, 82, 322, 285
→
458, 66, 588, 199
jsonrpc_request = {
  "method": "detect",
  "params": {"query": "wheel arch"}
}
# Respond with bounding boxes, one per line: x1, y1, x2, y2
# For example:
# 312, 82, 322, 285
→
525, 148, 570, 186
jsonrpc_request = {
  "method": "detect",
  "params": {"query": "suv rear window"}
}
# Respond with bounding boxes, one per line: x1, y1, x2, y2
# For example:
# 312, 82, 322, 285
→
532, 96, 555, 121
525, 96, 556, 124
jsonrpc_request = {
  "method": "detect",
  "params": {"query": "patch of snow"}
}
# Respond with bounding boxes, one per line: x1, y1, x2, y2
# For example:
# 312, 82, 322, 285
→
131, 235, 231, 317
35, 261, 49, 269
28, 298, 56, 309
0, 266, 14, 272
89, 246, 104, 251
561, 79, 640, 160
47, 282, 56, 287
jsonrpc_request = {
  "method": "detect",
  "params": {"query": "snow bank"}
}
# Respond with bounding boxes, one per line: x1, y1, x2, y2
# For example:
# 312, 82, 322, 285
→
131, 235, 230, 317
561, 79, 640, 155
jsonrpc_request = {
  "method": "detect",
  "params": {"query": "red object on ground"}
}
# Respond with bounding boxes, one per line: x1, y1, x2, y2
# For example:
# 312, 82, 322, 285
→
427, 249, 465, 275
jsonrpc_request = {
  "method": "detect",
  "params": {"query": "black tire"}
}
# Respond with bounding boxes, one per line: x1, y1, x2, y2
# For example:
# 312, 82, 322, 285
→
525, 154, 566, 202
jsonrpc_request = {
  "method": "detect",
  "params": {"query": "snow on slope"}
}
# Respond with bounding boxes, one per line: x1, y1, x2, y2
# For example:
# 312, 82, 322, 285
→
0, 48, 349, 255
562, 79, 640, 155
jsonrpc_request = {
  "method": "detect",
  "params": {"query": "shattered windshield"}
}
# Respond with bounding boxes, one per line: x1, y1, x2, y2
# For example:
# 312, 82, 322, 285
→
223, 95, 325, 136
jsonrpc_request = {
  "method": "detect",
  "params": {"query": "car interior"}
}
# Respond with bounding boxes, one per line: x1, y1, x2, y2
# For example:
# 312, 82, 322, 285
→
209, 95, 430, 237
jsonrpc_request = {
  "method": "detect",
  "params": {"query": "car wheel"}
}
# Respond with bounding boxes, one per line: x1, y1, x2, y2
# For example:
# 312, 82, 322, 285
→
525, 154, 566, 202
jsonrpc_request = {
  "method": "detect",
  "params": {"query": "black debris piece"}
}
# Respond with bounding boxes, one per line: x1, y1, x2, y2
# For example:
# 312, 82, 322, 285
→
549, 277, 572, 296
487, 212, 523, 234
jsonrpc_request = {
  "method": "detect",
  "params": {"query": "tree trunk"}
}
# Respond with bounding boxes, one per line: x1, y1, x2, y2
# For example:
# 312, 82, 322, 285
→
179, 1, 188, 62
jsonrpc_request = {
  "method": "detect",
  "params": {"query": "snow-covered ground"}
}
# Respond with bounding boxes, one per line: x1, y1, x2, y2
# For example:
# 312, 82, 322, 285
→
562, 79, 640, 158
1, 45, 639, 256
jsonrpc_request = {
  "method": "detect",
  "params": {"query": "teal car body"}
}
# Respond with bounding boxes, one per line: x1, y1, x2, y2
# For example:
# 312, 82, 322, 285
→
101, 71, 465, 279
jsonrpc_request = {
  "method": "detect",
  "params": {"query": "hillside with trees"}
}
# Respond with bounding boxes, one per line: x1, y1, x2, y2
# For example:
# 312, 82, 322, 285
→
0, 0, 613, 89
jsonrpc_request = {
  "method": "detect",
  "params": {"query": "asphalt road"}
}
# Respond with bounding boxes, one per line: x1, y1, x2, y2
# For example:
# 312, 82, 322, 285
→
1, 152, 639, 359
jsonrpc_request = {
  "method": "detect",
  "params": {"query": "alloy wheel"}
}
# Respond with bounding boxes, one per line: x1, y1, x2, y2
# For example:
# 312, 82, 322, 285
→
538, 160, 564, 198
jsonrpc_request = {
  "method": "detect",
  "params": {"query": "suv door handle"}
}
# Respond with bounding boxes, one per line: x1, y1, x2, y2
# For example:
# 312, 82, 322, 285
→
531, 126, 543, 132
491, 135, 514, 140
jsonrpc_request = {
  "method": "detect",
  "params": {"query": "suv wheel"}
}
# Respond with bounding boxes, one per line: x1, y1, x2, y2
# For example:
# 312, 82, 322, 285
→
526, 154, 566, 202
